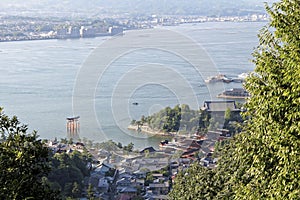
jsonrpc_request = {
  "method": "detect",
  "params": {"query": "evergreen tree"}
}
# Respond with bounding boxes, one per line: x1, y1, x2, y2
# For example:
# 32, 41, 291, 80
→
225, 1, 300, 198
71, 182, 81, 198
170, 1, 300, 199
169, 163, 219, 200
87, 184, 95, 200
0, 108, 60, 199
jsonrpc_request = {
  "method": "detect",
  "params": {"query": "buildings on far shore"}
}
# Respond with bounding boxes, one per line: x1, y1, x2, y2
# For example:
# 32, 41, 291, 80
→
56, 26, 123, 39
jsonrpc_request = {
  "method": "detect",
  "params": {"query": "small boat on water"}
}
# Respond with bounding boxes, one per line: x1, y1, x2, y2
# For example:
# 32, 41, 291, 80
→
222, 76, 233, 83
238, 72, 249, 80
205, 74, 232, 83
205, 72, 251, 84
132, 102, 139, 105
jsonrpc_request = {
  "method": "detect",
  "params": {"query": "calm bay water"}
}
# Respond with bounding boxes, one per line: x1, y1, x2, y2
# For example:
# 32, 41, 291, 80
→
0, 22, 263, 149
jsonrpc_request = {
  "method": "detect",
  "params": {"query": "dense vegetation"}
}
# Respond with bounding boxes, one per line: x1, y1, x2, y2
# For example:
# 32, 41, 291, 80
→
47, 150, 92, 199
132, 104, 243, 135
170, 0, 300, 199
0, 108, 61, 199
0, 108, 96, 199
94, 139, 135, 153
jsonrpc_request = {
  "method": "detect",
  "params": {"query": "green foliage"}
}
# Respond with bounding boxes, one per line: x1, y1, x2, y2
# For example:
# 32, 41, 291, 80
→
48, 150, 90, 198
170, 162, 219, 200
0, 108, 60, 199
97, 139, 119, 152
198, 109, 211, 133
123, 142, 134, 152
117, 142, 123, 149
142, 105, 182, 132
105, 168, 116, 177
171, 1, 300, 199
60, 138, 68, 144
145, 174, 154, 186
68, 138, 73, 145
223, 108, 244, 134
135, 104, 199, 133
87, 184, 95, 200
145, 166, 170, 186
227, 1, 300, 198
135, 104, 242, 136
95, 140, 135, 154
71, 182, 81, 198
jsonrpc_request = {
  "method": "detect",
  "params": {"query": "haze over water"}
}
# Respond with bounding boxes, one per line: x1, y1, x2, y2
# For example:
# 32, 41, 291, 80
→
0, 22, 263, 149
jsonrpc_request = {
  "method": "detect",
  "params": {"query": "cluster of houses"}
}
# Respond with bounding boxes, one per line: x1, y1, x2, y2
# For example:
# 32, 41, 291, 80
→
47, 100, 241, 199
86, 129, 230, 200
47, 133, 229, 199
48, 140, 86, 154
90, 149, 173, 199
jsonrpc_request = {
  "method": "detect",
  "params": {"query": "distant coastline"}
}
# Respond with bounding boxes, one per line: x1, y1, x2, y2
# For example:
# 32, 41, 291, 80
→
0, 33, 114, 43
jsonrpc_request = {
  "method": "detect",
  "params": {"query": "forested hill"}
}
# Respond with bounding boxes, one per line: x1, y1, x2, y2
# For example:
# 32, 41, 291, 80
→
131, 104, 243, 135
1, 0, 276, 16
134, 104, 200, 133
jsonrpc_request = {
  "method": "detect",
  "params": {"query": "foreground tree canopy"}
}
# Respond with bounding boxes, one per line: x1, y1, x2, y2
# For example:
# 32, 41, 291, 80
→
170, 0, 300, 199
0, 108, 60, 199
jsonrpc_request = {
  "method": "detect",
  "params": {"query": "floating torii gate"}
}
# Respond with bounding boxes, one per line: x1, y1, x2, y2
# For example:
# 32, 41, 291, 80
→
66, 116, 80, 140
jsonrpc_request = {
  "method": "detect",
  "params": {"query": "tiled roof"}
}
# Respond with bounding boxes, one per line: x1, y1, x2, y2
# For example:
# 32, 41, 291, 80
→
203, 100, 236, 112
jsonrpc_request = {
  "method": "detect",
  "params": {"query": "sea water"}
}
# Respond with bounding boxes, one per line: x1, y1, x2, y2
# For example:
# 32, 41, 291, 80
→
0, 22, 263, 149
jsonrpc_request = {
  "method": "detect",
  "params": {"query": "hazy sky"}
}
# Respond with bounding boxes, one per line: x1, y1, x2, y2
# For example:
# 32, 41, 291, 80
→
0, 0, 278, 16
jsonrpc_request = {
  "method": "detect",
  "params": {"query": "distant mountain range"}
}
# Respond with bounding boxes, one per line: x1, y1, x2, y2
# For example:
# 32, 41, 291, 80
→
0, 0, 277, 16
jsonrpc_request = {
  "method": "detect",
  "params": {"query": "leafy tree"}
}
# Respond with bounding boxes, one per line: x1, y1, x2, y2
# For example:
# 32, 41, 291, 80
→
144, 149, 150, 158
0, 108, 60, 199
145, 174, 154, 186
130, 119, 136, 125
225, 1, 300, 198
198, 109, 210, 134
224, 108, 232, 122
48, 149, 91, 198
68, 137, 73, 145
60, 138, 68, 144
87, 184, 95, 200
171, 1, 300, 199
64, 182, 73, 197
141, 115, 146, 123
117, 142, 123, 149
98, 140, 118, 152
123, 142, 134, 152
71, 182, 81, 198
170, 163, 219, 200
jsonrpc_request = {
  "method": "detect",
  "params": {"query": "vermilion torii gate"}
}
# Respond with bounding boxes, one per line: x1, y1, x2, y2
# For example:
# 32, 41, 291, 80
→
66, 116, 80, 140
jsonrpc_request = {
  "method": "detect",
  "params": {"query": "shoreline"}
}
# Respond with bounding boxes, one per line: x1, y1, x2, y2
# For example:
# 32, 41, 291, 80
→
128, 125, 174, 136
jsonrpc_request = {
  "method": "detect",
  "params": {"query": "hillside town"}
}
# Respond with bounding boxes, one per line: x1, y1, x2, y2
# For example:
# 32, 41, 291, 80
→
46, 100, 241, 200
